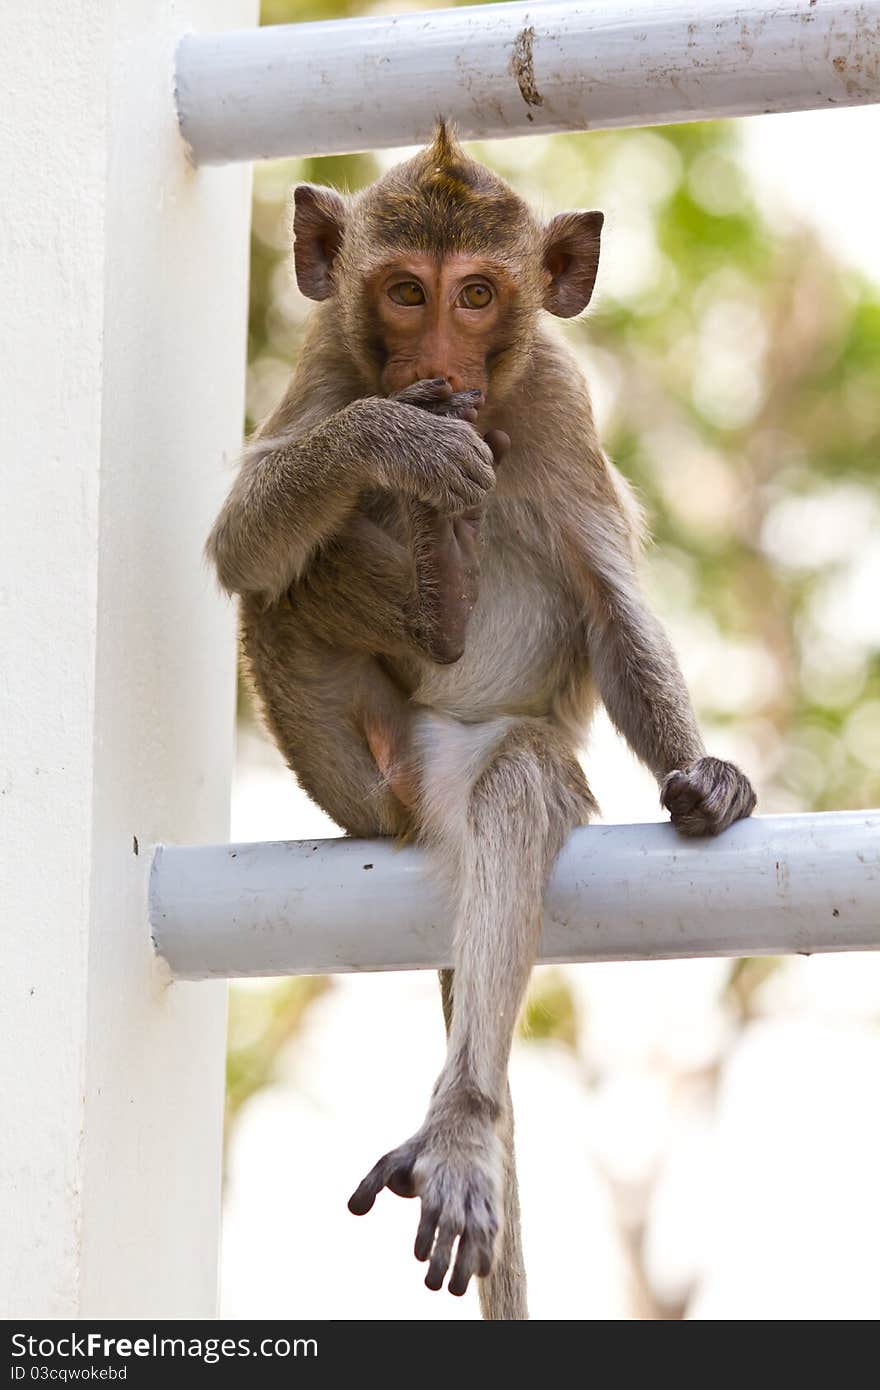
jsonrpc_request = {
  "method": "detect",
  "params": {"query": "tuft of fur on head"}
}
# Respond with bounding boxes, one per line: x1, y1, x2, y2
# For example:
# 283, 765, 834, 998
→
429, 117, 459, 167
350, 120, 541, 265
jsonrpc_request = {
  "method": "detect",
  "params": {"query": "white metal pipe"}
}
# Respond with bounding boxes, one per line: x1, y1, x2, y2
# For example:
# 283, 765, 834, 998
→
175, 0, 880, 165
150, 811, 880, 980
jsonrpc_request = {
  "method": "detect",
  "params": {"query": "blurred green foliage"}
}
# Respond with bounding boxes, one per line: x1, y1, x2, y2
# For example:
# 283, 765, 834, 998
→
725, 955, 784, 1023
519, 969, 580, 1052
230, 0, 880, 1106
226, 976, 331, 1128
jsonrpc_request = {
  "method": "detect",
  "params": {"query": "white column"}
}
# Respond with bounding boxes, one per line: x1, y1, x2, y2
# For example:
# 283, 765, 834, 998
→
0, 0, 257, 1319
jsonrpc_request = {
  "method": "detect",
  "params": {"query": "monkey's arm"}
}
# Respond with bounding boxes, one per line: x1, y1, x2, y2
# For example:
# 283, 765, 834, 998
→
587, 582, 705, 777
206, 393, 495, 604
587, 586, 755, 834
546, 432, 756, 834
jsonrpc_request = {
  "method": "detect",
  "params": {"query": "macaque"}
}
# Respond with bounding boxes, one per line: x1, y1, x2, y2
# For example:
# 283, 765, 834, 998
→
207, 124, 756, 1320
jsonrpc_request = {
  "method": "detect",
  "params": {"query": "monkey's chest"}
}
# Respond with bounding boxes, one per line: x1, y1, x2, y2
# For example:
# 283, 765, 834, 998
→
409, 554, 579, 721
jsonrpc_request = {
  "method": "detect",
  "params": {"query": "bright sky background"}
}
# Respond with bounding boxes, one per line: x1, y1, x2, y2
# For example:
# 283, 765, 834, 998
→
740, 106, 880, 284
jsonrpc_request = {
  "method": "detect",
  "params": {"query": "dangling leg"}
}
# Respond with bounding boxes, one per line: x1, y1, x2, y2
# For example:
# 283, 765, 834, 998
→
440, 968, 528, 1319
350, 717, 596, 1309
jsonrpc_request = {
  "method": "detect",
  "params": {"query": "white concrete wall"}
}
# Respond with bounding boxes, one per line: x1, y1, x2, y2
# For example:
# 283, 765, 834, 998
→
0, 0, 257, 1317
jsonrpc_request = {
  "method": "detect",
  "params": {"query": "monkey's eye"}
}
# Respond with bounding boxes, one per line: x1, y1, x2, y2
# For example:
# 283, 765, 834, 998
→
458, 282, 493, 310
388, 281, 426, 306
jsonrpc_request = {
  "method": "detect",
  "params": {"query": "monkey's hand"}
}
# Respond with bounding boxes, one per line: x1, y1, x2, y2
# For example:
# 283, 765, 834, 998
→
348, 387, 498, 514
661, 756, 756, 837
348, 1109, 502, 1297
392, 378, 511, 465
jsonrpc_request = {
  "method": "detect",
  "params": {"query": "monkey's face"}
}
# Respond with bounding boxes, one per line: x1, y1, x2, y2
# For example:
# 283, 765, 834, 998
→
367, 252, 520, 402
291, 126, 604, 404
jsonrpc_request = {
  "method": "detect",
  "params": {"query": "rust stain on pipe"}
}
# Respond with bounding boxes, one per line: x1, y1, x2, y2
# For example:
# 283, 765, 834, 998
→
511, 25, 544, 119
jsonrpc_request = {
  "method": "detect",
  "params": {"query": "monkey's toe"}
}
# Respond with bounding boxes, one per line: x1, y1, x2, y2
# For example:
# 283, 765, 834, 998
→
418, 1184, 498, 1295
448, 1230, 493, 1297
348, 1143, 419, 1214
410, 1133, 500, 1294
349, 1123, 501, 1296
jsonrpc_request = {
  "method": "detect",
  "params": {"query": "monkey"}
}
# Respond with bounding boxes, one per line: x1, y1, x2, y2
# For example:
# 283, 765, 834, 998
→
207, 124, 756, 1320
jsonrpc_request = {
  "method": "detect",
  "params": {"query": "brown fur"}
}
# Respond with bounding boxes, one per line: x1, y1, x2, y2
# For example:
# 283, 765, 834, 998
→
207, 125, 756, 1319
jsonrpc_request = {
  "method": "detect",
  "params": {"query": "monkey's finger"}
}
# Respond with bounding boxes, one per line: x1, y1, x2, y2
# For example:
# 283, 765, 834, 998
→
448, 1233, 480, 1297
447, 387, 483, 411
436, 404, 480, 424
461, 438, 498, 485
483, 430, 511, 467
414, 1203, 440, 1262
347, 1156, 393, 1215
441, 464, 495, 511
671, 811, 714, 837
661, 770, 701, 817
425, 1219, 458, 1291
394, 378, 454, 408
429, 388, 483, 421
416, 377, 454, 397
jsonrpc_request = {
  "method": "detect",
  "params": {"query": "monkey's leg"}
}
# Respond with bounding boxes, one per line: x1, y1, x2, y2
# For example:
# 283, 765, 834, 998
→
242, 594, 413, 839
291, 512, 416, 658
280, 508, 479, 801
242, 500, 491, 827
292, 503, 486, 675
439, 969, 527, 1320
350, 717, 596, 1309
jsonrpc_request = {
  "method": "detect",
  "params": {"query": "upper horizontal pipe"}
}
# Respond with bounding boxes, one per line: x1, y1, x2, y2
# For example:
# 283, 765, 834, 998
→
175, 0, 880, 165
150, 811, 880, 980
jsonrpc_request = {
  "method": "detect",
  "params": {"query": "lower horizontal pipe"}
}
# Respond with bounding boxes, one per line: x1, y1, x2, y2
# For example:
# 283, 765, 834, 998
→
149, 811, 880, 981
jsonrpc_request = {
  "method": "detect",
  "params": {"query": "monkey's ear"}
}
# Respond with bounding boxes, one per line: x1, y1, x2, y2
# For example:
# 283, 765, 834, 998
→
292, 184, 347, 301
542, 210, 604, 318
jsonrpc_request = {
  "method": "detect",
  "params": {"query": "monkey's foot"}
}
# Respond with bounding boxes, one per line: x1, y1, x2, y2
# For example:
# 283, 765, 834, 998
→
661, 755, 756, 837
348, 1116, 502, 1296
